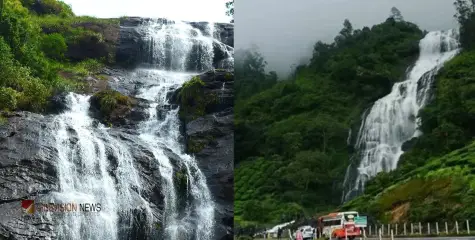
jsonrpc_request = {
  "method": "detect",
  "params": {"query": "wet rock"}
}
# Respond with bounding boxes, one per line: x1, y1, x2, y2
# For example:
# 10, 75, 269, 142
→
402, 137, 418, 152
171, 69, 234, 240
156, 104, 177, 121
45, 92, 69, 114
0, 112, 59, 239
89, 90, 150, 128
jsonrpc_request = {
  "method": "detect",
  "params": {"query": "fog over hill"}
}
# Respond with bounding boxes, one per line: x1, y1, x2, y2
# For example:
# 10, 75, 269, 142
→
235, 0, 457, 77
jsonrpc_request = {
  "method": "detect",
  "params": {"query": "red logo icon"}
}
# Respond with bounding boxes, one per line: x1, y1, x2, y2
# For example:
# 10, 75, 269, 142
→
21, 200, 35, 214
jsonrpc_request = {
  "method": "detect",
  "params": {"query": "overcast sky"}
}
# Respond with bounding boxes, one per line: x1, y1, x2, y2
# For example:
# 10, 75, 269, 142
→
235, 0, 458, 76
62, 0, 231, 22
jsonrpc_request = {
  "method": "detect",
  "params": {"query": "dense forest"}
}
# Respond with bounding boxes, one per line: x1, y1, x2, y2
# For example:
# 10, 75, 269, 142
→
0, 0, 116, 119
234, 0, 475, 229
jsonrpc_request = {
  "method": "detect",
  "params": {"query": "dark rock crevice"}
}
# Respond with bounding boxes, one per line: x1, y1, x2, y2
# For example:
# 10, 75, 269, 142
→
170, 69, 234, 240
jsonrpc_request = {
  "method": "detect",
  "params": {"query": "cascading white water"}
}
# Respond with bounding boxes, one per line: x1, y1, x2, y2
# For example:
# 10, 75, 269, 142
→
133, 69, 215, 240
343, 30, 460, 201
52, 93, 153, 240
140, 20, 216, 72
133, 20, 218, 239
49, 20, 224, 240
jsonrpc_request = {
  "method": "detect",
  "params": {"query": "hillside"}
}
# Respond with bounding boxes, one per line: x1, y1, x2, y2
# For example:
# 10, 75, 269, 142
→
235, 1, 475, 229
234, 17, 425, 226
341, 47, 475, 223
0, 0, 119, 116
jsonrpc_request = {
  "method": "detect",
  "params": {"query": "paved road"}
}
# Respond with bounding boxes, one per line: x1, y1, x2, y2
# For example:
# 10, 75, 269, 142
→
366, 237, 475, 240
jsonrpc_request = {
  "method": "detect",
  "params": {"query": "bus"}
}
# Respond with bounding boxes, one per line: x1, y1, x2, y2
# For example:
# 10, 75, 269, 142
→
317, 211, 362, 240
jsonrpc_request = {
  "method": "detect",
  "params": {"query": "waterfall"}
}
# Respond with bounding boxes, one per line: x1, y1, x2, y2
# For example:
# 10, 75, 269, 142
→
49, 19, 222, 240
342, 29, 460, 201
52, 93, 153, 240
135, 19, 218, 238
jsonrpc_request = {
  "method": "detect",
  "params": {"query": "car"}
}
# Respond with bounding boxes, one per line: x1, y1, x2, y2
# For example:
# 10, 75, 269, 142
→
292, 226, 315, 240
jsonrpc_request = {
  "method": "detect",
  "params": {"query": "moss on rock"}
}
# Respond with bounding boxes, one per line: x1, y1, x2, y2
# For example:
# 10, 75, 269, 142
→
91, 89, 131, 123
186, 135, 215, 154
178, 76, 218, 121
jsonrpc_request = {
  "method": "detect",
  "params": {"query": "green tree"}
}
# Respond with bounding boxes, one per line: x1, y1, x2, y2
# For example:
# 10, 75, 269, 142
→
390, 7, 404, 21
235, 47, 277, 99
226, 0, 234, 23
41, 33, 67, 60
454, 0, 475, 49
0, 0, 4, 18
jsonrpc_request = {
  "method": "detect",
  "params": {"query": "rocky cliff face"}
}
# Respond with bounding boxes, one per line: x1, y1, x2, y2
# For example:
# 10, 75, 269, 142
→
116, 17, 234, 70
0, 16, 233, 240
0, 109, 179, 239
170, 70, 234, 240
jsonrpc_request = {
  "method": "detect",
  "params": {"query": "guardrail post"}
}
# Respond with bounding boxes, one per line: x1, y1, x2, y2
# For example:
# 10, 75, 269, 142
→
467, 220, 470, 234
445, 222, 448, 235
456, 221, 459, 234
369, 225, 372, 236
411, 223, 413, 235
391, 229, 394, 240
436, 222, 439, 235
404, 223, 406, 236
388, 224, 390, 235
419, 222, 422, 235
395, 224, 398, 236
379, 228, 382, 240
427, 223, 430, 235
364, 227, 367, 240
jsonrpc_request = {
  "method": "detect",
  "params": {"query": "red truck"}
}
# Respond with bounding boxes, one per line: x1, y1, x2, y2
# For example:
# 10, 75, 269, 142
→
317, 211, 362, 240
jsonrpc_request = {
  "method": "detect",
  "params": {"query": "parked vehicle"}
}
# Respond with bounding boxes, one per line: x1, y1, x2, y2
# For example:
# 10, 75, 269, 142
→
317, 211, 361, 240
292, 225, 315, 240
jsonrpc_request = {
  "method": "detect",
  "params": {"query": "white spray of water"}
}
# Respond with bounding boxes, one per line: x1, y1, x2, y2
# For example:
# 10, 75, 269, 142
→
52, 93, 153, 240
343, 30, 460, 201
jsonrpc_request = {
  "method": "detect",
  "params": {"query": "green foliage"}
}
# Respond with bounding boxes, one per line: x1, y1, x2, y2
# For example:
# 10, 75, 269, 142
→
0, 87, 19, 110
235, 47, 278, 100
179, 76, 219, 120
21, 0, 74, 17
344, 141, 475, 224
225, 0, 233, 23
187, 135, 214, 154
0, 0, 116, 113
454, 0, 475, 50
93, 89, 131, 119
188, 137, 206, 153
174, 168, 188, 191
348, 48, 475, 223
0, 35, 51, 112
41, 33, 67, 60
235, 18, 424, 223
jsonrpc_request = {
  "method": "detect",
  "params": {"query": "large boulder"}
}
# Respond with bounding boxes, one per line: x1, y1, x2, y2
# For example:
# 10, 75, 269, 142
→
89, 89, 150, 128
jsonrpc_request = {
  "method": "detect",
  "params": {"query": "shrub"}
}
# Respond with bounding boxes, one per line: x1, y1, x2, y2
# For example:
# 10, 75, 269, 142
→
0, 87, 19, 110
21, 0, 74, 17
41, 33, 67, 60
92, 90, 131, 119
17, 78, 51, 112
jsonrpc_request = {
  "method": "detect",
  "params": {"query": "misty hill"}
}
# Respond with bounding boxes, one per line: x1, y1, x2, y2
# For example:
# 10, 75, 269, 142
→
234, 1, 475, 229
